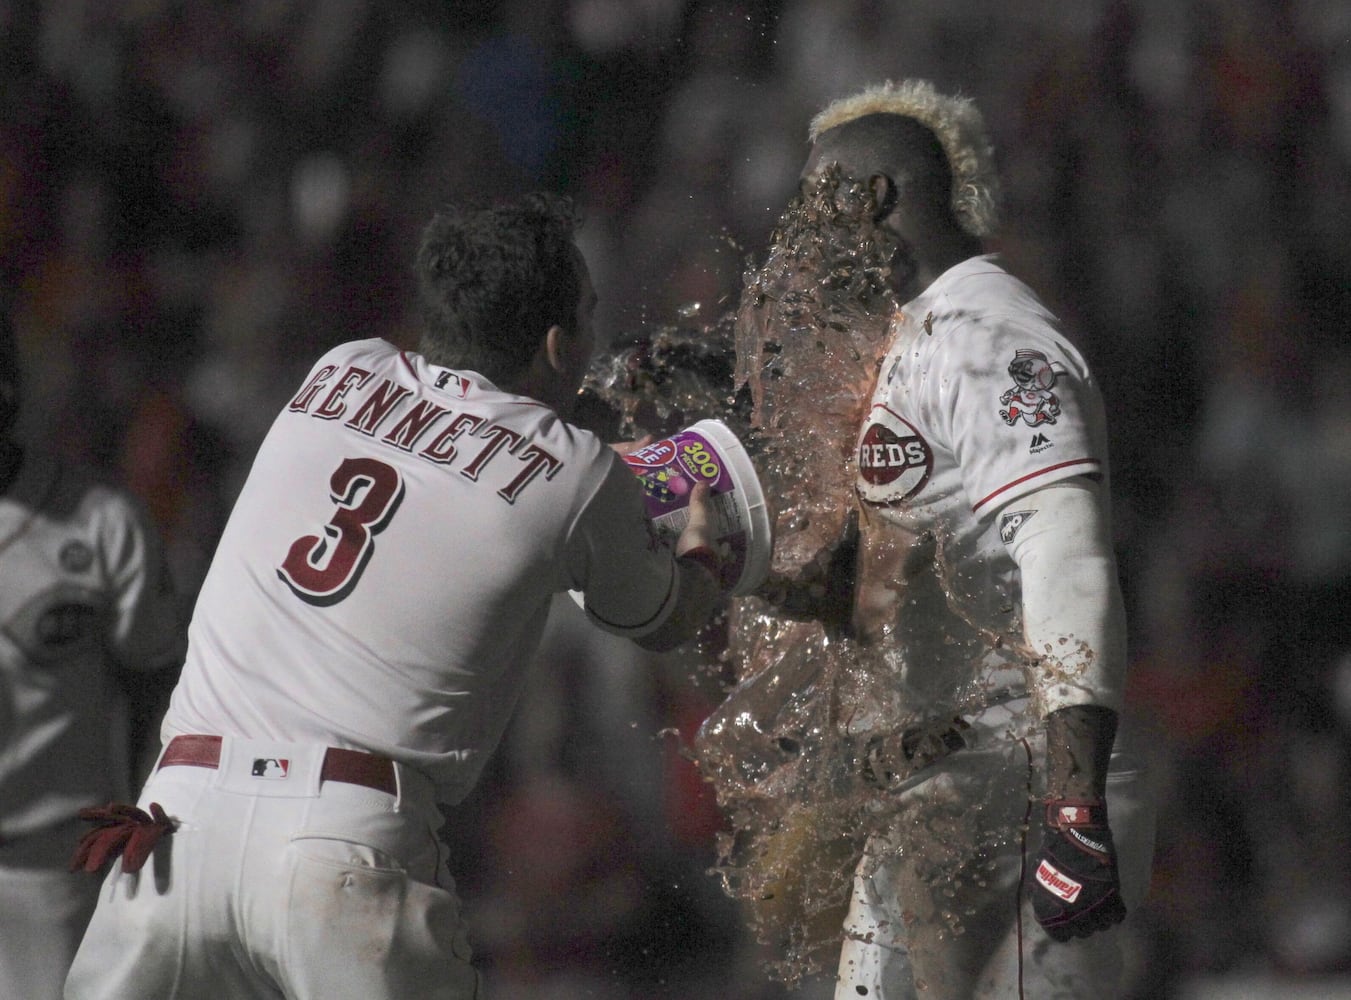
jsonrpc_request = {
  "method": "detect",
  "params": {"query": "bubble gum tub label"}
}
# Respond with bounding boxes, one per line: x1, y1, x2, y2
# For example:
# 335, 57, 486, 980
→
622, 424, 764, 592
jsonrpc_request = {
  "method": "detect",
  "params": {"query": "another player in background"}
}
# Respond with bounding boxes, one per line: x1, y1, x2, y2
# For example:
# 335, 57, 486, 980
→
0, 309, 185, 1000
780, 81, 1157, 998
65, 193, 732, 1000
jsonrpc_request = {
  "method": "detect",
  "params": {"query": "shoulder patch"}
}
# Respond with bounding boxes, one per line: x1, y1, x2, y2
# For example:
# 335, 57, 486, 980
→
998, 509, 1035, 544
999, 349, 1065, 427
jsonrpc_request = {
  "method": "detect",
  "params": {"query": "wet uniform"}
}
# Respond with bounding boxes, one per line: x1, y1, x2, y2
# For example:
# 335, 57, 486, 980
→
837, 256, 1156, 999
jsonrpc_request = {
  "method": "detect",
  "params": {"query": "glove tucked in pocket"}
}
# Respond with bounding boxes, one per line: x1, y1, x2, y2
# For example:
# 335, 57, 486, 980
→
69, 802, 176, 875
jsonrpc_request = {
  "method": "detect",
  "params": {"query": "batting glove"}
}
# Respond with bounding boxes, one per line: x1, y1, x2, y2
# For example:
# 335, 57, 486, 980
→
69, 801, 176, 875
1030, 798, 1126, 941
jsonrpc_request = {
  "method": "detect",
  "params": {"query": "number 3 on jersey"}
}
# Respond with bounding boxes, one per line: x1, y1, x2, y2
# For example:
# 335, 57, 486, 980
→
278, 457, 405, 606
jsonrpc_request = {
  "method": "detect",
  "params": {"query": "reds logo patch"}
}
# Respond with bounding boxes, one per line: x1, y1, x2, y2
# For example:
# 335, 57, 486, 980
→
857, 405, 932, 504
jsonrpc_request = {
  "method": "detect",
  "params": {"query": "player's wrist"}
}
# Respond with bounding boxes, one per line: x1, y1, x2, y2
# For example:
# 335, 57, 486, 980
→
679, 544, 721, 577
1042, 704, 1117, 800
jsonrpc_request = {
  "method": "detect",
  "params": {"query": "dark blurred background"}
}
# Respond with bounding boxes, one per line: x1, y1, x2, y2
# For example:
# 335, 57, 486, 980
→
3, 1, 1349, 997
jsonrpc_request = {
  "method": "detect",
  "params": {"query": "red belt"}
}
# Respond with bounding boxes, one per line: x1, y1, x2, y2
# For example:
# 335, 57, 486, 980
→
159, 735, 397, 796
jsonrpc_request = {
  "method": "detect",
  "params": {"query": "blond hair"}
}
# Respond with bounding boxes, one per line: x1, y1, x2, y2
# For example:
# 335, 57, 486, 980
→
809, 79, 1000, 238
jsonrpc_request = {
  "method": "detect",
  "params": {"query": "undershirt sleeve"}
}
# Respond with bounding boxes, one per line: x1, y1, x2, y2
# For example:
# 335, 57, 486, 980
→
564, 453, 680, 639
997, 478, 1127, 715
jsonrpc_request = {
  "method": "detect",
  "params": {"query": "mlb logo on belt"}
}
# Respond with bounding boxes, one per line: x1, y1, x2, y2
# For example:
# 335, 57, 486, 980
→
251, 757, 290, 779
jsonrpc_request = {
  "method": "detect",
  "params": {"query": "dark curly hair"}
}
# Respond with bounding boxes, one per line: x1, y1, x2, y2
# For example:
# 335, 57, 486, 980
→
415, 192, 581, 385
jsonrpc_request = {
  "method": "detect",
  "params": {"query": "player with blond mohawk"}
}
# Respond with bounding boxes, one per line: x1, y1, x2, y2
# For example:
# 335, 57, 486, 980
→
771, 79, 1158, 998
807, 78, 1002, 240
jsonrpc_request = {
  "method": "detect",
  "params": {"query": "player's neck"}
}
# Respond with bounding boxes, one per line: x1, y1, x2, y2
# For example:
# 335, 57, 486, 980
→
915, 232, 982, 290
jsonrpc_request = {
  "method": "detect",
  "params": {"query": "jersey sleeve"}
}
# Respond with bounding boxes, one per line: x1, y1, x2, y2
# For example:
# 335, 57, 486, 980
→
564, 452, 681, 639
95, 489, 187, 672
930, 319, 1108, 518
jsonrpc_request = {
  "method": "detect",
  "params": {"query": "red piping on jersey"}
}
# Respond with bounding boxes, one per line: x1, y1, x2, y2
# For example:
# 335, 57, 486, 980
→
971, 458, 1100, 513
399, 351, 418, 377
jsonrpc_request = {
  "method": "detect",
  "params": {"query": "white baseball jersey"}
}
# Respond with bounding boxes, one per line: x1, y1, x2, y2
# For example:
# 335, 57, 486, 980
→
165, 338, 687, 805
836, 257, 1150, 1000
0, 453, 184, 840
854, 254, 1110, 719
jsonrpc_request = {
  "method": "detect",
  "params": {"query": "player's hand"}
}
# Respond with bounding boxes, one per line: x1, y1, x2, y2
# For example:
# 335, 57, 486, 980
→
1030, 798, 1126, 941
676, 483, 728, 588
753, 510, 857, 637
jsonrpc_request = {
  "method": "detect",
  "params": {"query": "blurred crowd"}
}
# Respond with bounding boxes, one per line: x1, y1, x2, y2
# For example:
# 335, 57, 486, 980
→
3, 0, 1350, 996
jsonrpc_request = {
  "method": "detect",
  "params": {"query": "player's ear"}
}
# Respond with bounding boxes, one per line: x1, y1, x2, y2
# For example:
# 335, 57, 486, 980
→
870, 174, 898, 222
543, 324, 568, 374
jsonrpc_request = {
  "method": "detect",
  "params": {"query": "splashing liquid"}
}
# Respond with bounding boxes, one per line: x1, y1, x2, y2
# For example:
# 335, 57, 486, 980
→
583, 170, 1069, 986
702, 171, 915, 984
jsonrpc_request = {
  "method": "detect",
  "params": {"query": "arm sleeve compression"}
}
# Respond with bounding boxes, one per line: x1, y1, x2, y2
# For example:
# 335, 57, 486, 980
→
998, 477, 1126, 715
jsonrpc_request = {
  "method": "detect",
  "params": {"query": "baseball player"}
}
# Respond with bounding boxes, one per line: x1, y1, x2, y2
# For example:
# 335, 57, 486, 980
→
0, 311, 185, 1000
779, 81, 1157, 998
64, 193, 731, 1000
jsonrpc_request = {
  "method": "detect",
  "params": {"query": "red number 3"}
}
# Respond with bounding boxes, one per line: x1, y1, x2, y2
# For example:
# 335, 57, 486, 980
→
278, 457, 405, 606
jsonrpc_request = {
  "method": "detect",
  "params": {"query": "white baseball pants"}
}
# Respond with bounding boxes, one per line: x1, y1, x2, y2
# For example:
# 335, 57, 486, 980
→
64, 736, 479, 1000
834, 732, 1156, 999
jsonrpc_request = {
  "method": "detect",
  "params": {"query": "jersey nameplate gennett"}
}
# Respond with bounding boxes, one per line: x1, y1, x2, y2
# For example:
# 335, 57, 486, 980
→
287, 363, 563, 506
857, 404, 932, 505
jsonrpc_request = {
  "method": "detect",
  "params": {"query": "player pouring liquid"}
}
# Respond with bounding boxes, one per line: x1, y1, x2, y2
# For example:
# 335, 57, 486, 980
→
694, 80, 1157, 999
63, 194, 734, 1000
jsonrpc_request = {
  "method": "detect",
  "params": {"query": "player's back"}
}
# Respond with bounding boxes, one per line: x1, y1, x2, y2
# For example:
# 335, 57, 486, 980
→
165, 338, 615, 802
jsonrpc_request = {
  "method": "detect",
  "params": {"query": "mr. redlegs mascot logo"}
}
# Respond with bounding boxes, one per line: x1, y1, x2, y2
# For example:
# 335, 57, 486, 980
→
1000, 348, 1066, 427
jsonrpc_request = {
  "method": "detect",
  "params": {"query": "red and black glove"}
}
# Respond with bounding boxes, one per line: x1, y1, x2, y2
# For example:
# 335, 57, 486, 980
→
69, 802, 175, 875
1030, 798, 1126, 942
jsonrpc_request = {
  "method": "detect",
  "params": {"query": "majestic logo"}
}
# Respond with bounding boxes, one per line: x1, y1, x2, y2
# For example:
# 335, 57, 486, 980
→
251, 758, 290, 779
1035, 860, 1083, 902
1000, 349, 1065, 427
1030, 432, 1053, 453
999, 510, 1035, 544
857, 406, 932, 504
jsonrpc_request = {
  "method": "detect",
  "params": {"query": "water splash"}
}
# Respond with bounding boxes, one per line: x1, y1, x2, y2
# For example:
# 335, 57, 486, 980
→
582, 169, 1061, 986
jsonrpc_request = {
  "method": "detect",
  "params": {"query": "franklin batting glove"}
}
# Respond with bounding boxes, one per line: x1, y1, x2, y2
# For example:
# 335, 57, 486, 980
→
69, 802, 176, 875
1030, 798, 1126, 942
